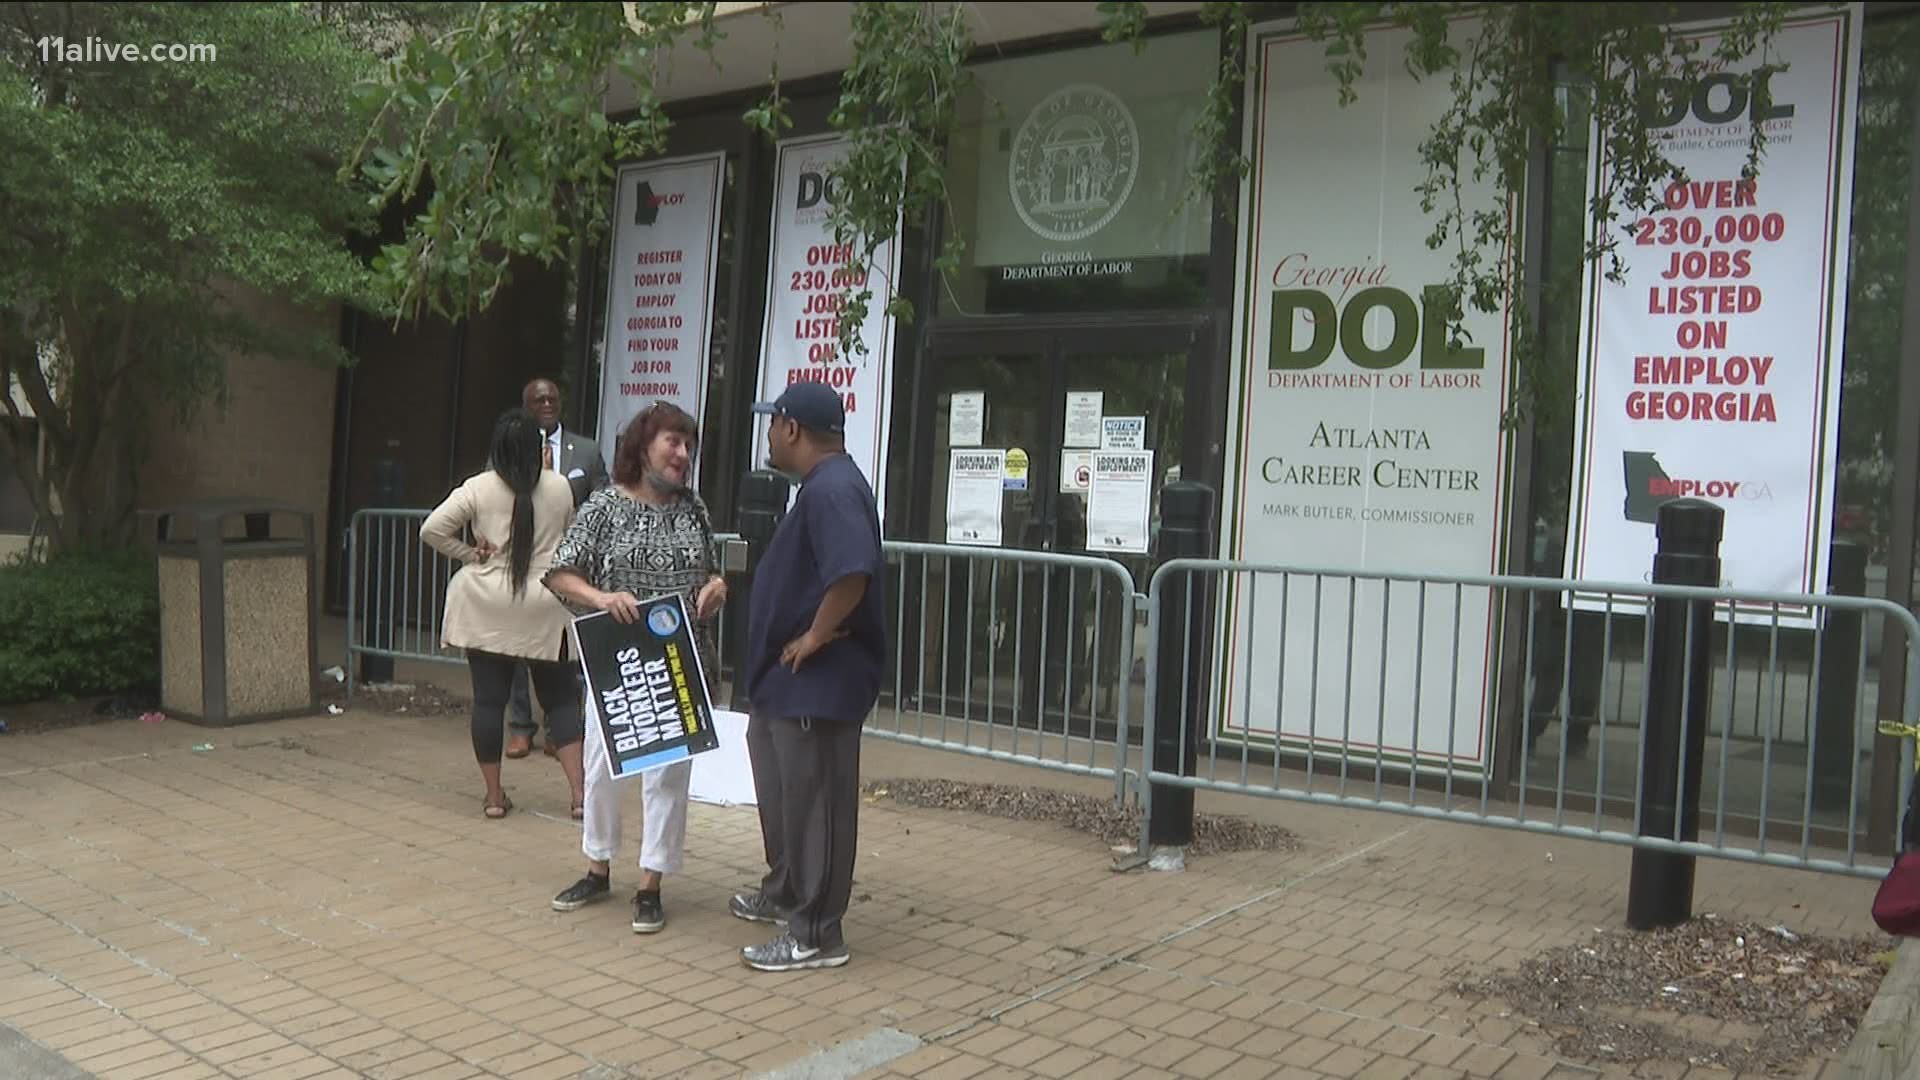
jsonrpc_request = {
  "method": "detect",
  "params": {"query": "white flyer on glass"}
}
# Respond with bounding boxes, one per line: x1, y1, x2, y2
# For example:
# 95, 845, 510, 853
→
1087, 450, 1152, 554
1064, 391, 1104, 448
1101, 416, 1145, 450
949, 391, 985, 447
946, 450, 1005, 547
1060, 449, 1095, 494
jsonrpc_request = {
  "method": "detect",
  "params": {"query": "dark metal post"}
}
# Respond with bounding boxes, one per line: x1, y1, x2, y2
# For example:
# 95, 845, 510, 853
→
1149, 482, 1217, 850
1627, 498, 1723, 931
1813, 541, 1867, 814
729, 469, 790, 709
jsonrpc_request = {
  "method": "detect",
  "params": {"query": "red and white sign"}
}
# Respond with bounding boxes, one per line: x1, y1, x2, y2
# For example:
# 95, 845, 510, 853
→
752, 134, 904, 518
1565, 6, 1862, 623
596, 152, 726, 483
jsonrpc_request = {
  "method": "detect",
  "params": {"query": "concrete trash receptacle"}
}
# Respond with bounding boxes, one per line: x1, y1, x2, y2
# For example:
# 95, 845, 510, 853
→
155, 499, 318, 726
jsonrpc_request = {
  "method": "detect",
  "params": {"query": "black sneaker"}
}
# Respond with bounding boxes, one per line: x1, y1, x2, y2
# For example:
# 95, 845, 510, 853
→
631, 890, 665, 934
729, 890, 787, 926
551, 874, 610, 912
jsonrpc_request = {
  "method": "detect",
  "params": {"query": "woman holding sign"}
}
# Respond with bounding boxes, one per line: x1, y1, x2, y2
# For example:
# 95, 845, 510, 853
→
421, 408, 587, 820
543, 401, 727, 934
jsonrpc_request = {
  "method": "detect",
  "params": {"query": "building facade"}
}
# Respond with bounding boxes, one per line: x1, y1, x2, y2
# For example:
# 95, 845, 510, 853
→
6, 2, 1910, 837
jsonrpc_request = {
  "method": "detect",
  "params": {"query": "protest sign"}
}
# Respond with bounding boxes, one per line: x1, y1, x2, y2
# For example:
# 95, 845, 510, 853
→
571, 594, 718, 779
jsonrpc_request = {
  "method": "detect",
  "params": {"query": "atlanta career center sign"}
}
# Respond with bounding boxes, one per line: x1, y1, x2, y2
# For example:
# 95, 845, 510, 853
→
1219, 15, 1516, 773
573, 595, 718, 779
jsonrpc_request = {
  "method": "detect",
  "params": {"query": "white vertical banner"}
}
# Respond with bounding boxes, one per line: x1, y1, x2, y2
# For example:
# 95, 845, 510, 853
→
596, 152, 726, 482
752, 134, 904, 520
1564, 6, 1863, 626
1219, 16, 1516, 773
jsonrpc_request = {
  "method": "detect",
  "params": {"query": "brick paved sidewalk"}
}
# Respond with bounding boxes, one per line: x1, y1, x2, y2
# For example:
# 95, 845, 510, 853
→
0, 707, 1887, 1080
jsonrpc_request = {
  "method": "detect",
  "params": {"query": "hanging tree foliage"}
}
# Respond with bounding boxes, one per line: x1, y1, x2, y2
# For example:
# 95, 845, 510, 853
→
347, 1, 1800, 428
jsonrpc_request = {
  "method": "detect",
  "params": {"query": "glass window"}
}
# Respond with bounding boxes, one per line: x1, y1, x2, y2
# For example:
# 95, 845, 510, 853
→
938, 30, 1220, 317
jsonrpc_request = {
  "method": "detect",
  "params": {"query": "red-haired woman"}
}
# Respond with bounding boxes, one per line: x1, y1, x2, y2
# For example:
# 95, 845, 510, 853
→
542, 401, 727, 935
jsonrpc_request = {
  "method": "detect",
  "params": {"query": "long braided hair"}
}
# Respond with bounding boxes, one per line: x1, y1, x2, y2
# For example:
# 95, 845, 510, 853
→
489, 408, 544, 597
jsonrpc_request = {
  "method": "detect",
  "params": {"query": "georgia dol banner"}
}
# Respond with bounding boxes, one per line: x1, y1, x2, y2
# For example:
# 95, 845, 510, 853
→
1564, 5, 1863, 624
1218, 14, 1517, 773
572, 594, 718, 780
751, 133, 904, 520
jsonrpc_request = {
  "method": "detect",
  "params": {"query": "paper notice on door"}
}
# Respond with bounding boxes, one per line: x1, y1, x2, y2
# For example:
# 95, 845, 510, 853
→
1064, 391, 1104, 448
1087, 450, 1153, 555
946, 450, 1005, 547
949, 392, 985, 447
1101, 416, 1145, 450
1060, 450, 1094, 494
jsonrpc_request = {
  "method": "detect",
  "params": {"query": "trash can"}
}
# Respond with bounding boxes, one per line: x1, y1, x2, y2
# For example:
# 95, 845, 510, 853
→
155, 499, 319, 726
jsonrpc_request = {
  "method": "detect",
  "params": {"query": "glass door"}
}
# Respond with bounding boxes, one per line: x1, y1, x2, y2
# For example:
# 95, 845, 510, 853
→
911, 323, 1200, 736
928, 352, 1056, 552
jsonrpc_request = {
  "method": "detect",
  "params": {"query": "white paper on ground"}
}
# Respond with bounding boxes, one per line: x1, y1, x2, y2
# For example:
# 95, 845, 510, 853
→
689, 708, 757, 807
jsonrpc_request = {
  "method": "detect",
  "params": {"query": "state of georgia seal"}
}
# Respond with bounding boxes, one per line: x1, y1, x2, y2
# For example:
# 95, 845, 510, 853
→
1007, 84, 1139, 244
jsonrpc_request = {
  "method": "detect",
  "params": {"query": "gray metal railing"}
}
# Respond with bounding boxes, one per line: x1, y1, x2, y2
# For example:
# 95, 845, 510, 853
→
1139, 558, 1920, 879
344, 508, 740, 694
344, 505, 1919, 879
871, 540, 1144, 798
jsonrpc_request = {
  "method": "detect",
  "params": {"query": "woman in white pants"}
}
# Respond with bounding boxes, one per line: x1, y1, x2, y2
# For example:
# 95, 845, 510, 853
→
543, 401, 727, 933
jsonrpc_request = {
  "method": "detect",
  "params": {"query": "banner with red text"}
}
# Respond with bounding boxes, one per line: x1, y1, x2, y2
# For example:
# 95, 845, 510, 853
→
1217, 16, 1515, 772
1565, 6, 1862, 623
752, 134, 903, 519
597, 152, 726, 484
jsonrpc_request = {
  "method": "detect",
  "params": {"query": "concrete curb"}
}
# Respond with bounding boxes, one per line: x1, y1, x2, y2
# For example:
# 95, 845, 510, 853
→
1833, 938, 1920, 1079
0, 1022, 97, 1080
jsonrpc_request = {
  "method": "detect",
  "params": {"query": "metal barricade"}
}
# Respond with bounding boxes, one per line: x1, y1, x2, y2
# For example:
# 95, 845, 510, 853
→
344, 508, 741, 695
1140, 558, 1920, 880
872, 541, 1145, 798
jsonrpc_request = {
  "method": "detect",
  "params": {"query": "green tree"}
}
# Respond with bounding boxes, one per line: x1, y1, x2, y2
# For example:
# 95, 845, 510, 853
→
0, 2, 440, 552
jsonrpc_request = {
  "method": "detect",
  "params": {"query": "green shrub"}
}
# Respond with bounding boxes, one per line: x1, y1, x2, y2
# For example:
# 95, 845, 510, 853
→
0, 548, 160, 705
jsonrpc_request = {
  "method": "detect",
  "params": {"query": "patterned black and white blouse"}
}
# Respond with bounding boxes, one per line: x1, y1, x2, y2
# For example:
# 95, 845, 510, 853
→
544, 486, 720, 676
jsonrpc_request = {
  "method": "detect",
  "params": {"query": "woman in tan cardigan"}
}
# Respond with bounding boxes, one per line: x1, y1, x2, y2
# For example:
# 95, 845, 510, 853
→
422, 408, 586, 819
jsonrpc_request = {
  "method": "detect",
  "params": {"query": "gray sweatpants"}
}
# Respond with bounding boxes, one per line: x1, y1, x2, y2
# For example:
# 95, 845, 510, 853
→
746, 712, 864, 951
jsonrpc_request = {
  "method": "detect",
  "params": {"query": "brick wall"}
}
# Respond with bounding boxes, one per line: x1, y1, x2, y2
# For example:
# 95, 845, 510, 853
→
138, 284, 342, 597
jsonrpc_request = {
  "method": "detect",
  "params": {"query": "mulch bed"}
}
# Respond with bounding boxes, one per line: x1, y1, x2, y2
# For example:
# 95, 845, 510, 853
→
862, 777, 1299, 857
1455, 914, 1895, 1076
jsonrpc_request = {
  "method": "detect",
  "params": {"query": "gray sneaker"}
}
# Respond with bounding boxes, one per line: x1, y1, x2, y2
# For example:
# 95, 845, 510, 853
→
729, 891, 787, 926
742, 931, 849, 972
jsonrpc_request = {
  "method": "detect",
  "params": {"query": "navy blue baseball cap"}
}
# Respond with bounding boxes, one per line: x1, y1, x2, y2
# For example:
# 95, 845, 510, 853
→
751, 381, 845, 435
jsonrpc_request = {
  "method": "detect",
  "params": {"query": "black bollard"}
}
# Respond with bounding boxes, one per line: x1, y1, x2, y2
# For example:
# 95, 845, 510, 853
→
1627, 498, 1724, 931
1812, 541, 1867, 814
730, 469, 791, 709
1149, 482, 1217, 851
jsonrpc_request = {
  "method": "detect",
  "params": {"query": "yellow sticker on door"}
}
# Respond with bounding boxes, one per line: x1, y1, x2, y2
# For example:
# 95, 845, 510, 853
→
1004, 448, 1030, 491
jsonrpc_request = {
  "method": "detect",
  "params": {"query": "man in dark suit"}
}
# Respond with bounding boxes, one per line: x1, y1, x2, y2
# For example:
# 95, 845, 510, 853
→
507, 377, 609, 759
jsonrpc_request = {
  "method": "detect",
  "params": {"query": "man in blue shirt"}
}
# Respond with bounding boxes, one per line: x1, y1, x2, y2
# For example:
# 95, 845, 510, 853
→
730, 382, 887, 972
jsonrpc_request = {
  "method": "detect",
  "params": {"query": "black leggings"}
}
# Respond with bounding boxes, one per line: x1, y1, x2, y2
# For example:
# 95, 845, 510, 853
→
468, 651, 583, 764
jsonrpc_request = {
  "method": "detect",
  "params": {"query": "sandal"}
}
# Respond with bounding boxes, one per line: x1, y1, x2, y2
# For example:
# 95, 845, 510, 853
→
484, 794, 513, 819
